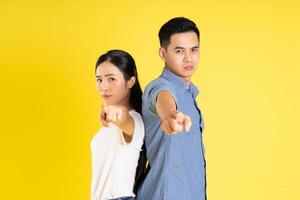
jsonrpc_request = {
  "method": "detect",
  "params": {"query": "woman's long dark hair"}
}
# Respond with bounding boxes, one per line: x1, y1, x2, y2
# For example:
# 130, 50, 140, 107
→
95, 49, 149, 194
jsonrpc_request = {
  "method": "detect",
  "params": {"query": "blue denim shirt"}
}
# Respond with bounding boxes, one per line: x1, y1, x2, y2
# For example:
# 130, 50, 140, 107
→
138, 68, 206, 200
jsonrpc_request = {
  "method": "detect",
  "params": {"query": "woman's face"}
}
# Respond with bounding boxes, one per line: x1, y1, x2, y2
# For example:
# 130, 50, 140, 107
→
96, 61, 131, 106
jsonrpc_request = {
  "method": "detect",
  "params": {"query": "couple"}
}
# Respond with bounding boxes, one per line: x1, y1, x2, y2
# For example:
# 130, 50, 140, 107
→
90, 17, 206, 200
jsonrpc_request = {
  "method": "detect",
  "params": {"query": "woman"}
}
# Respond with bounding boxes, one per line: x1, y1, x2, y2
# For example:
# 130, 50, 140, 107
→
90, 50, 147, 200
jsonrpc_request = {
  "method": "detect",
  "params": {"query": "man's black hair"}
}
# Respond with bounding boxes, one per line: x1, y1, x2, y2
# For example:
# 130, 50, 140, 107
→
159, 17, 200, 48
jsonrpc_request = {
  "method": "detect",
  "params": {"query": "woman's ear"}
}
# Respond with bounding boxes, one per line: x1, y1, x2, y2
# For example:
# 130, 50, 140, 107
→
128, 76, 136, 89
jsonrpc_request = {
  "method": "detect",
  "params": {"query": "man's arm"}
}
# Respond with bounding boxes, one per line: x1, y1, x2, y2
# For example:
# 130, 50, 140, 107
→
156, 91, 192, 135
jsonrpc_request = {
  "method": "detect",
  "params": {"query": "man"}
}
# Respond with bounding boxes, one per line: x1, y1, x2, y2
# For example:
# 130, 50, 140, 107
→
138, 17, 206, 200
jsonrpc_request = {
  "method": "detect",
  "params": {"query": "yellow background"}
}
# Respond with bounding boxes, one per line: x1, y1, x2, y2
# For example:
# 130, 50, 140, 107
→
0, 0, 299, 199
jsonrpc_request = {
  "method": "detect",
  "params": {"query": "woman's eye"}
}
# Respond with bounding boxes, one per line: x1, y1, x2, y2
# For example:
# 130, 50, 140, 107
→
97, 78, 102, 82
108, 77, 115, 81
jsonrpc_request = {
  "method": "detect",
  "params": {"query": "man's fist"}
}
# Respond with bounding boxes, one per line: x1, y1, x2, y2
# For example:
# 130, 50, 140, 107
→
160, 110, 192, 135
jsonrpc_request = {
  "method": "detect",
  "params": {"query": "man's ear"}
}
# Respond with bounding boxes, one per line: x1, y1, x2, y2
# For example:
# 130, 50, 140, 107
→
128, 76, 136, 89
159, 47, 167, 62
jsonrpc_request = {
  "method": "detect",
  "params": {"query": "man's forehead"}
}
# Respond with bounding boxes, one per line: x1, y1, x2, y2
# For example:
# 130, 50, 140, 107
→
169, 32, 199, 46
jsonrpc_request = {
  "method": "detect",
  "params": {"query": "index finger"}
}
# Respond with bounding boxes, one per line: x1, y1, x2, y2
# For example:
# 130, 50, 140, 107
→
174, 112, 185, 123
183, 115, 192, 132
101, 101, 109, 114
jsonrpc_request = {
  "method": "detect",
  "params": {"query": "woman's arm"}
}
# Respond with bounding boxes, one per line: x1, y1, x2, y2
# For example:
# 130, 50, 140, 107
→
101, 104, 134, 143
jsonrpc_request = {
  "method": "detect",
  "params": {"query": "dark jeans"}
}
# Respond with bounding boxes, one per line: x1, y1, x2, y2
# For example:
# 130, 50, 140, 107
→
110, 197, 134, 200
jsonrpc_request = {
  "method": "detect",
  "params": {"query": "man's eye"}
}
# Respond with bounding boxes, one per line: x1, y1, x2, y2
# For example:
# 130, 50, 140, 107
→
108, 77, 115, 81
192, 48, 199, 53
175, 49, 183, 54
97, 79, 102, 82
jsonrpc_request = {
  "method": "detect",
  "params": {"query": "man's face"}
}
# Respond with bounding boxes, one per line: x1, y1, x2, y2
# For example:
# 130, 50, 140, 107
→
159, 32, 199, 82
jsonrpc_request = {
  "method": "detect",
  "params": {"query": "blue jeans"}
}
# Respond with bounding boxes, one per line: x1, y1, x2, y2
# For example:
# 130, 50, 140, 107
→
110, 197, 134, 200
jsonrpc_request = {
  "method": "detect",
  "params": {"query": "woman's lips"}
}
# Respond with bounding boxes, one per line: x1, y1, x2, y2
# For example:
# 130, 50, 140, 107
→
102, 95, 112, 99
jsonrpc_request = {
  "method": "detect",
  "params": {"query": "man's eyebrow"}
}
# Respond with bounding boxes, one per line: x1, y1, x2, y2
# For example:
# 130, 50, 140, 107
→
174, 45, 199, 50
174, 46, 185, 50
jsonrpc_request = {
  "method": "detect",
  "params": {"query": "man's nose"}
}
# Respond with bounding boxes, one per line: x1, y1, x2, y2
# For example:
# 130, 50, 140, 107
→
184, 51, 192, 63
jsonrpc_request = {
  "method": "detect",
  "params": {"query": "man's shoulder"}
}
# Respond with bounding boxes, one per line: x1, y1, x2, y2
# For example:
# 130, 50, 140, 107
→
144, 75, 172, 92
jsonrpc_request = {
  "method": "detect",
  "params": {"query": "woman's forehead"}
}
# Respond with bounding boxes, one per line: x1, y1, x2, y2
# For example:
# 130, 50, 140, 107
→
96, 61, 122, 76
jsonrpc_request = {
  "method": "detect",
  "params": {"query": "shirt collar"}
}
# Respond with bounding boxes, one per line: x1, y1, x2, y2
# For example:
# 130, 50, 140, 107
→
161, 67, 199, 98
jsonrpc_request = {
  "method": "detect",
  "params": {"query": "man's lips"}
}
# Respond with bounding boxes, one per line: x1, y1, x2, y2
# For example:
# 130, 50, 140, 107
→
184, 65, 194, 71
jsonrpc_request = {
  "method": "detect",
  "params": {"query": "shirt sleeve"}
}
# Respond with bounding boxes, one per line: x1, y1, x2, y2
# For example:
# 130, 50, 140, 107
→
120, 111, 145, 150
143, 80, 178, 115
